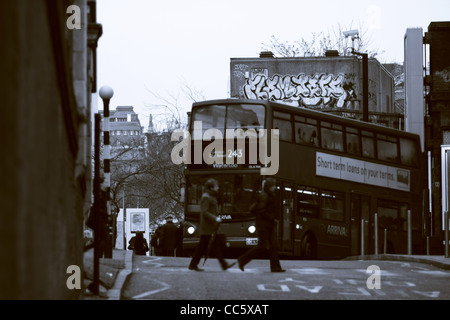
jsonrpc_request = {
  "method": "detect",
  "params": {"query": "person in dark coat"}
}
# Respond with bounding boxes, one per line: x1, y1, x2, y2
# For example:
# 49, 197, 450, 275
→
237, 177, 285, 272
128, 232, 149, 256
159, 215, 178, 256
188, 178, 235, 271
84, 187, 109, 257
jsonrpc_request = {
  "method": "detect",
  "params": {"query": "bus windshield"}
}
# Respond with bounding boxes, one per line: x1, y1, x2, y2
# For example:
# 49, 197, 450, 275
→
191, 104, 265, 138
185, 174, 262, 220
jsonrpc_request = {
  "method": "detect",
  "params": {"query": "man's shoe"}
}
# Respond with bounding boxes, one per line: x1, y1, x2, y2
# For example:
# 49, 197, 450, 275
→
223, 262, 236, 271
271, 269, 286, 273
238, 260, 245, 272
188, 266, 204, 272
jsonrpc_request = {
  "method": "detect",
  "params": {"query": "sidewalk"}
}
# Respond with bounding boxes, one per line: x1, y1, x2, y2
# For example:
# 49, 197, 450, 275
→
344, 254, 450, 270
81, 248, 133, 300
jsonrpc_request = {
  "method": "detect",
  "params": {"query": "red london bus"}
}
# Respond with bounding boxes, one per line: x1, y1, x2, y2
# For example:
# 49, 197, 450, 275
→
181, 99, 425, 259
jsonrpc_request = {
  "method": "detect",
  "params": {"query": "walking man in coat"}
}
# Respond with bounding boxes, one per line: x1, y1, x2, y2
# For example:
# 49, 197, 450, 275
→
188, 178, 235, 271
237, 177, 285, 272
159, 215, 178, 256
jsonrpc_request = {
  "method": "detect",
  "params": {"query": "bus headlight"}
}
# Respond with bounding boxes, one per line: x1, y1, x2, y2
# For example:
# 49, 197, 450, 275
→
248, 225, 256, 234
187, 226, 195, 235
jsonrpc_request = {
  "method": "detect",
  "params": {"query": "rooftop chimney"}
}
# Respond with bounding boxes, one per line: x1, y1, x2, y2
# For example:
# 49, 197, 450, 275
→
259, 51, 275, 58
325, 50, 339, 57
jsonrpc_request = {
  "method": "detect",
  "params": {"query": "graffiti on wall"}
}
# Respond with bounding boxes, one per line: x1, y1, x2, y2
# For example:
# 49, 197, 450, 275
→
242, 73, 357, 109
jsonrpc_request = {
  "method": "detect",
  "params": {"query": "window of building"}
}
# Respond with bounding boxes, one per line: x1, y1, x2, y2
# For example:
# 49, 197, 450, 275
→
321, 122, 343, 152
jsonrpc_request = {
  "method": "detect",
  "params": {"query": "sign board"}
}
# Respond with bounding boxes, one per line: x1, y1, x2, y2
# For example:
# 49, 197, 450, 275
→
125, 208, 150, 254
316, 152, 410, 192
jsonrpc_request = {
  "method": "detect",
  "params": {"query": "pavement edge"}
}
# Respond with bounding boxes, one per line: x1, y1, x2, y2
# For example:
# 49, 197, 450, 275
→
344, 254, 450, 270
107, 250, 133, 300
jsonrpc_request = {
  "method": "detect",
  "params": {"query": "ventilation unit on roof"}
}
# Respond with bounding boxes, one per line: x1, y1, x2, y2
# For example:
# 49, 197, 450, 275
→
259, 51, 274, 58
325, 50, 339, 57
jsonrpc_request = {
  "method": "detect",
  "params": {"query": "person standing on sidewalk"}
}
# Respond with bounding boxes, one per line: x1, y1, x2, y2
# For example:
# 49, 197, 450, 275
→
237, 177, 285, 273
188, 178, 234, 271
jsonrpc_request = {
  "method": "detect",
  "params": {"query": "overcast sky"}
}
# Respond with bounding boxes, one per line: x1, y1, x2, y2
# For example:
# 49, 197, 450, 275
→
96, 0, 449, 130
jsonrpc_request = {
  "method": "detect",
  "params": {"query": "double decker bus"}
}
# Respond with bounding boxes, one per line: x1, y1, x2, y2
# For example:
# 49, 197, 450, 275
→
181, 99, 425, 259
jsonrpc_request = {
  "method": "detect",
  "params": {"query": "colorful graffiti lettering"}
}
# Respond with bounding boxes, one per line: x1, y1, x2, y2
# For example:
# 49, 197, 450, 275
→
243, 73, 356, 108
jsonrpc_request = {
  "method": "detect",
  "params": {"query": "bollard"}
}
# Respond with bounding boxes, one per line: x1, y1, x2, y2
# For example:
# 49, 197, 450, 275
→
92, 114, 101, 295
383, 228, 387, 254
374, 213, 378, 255
361, 219, 365, 256
407, 210, 412, 255
446, 211, 449, 259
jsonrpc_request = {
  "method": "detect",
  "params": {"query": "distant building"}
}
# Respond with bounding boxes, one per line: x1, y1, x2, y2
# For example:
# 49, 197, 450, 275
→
100, 106, 147, 161
230, 51, 402, 129
383, 63, 405, 116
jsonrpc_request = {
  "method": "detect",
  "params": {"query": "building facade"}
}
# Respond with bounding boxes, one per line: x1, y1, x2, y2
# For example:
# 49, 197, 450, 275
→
423, 22, 450, 250
101, 106, 146, 161
0, 0, 101, 299
230, 52, 401, 129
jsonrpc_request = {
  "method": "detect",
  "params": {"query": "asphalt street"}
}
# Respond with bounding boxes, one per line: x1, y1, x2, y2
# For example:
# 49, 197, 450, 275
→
121, 255, 450, 300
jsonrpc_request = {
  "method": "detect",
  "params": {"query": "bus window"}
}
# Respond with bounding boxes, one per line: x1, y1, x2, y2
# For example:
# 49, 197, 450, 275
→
186, 174, 261, 217
345, 127, 360, 156
321, 122, 343, 152
377, 134, 399, 163
400, 138, 418, 167
222, 174, 261, 214
296, 185, 319, 216
294, 116, 318, 146
273, 111, 292, 142
320, 190, 344, 221
186, 176, 206, 215
191, 105, 226, 139
226, 104, 265, 131
378, 200, 408, 232
362, 130, 375, 158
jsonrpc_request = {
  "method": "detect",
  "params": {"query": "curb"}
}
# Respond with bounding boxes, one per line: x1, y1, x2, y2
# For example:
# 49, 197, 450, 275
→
344, 254, 450, 270
107, 250, 133, 300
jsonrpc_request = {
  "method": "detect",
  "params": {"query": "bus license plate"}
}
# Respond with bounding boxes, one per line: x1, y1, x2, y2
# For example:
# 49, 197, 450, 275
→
246, 238, 258, 245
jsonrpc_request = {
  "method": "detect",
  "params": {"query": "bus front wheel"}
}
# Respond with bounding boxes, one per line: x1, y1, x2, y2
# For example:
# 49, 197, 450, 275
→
301, 233, 316, 260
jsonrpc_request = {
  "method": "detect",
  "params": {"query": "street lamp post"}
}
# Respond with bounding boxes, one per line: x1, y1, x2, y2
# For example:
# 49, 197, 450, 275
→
343, 30, 369, 123
99, 85, 114, 258
352, 49, 369, 123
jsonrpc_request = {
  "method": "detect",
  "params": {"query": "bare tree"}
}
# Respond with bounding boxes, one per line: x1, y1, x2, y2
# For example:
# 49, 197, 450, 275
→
124, 82, 205, 224
262, 22, 382, 58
